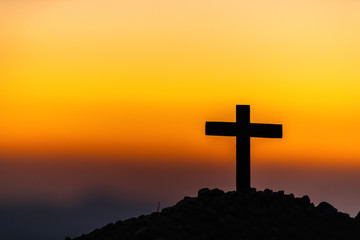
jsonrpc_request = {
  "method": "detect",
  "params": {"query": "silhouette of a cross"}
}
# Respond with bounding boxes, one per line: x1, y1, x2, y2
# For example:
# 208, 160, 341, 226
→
206, 105, 282, 191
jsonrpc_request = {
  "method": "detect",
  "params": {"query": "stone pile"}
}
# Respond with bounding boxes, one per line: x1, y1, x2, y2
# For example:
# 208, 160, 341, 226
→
69, 188, 360, 240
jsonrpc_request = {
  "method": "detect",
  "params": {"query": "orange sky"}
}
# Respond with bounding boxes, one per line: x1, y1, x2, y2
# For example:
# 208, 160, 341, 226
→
0, 0, 360, 215
2, 0, 360, 168
2, 1, 360, 217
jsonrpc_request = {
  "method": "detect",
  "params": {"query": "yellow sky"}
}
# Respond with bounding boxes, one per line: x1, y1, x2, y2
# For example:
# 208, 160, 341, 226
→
1, 0, 360, 167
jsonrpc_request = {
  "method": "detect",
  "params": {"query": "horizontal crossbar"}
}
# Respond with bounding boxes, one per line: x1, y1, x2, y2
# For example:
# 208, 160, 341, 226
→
250, 123, 282, 138
205, 122, 282, 138
205, 122, 237, 136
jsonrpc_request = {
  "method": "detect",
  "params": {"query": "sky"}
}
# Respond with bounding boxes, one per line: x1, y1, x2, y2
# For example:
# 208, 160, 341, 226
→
1, 0, 360, 239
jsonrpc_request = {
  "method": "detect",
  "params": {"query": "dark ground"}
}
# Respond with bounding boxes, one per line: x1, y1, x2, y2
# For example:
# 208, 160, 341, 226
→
69, 188, 360, 240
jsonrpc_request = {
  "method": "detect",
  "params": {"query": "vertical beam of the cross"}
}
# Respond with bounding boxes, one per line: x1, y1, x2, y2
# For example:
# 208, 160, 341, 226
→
236, 105, 250, 191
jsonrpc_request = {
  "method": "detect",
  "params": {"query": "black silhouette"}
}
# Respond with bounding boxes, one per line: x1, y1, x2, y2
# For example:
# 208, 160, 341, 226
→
68, 188, 360, 240
206, 105, 282, 190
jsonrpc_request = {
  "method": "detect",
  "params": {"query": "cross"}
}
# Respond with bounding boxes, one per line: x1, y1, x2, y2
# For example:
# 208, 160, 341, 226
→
205, 105, 282, 191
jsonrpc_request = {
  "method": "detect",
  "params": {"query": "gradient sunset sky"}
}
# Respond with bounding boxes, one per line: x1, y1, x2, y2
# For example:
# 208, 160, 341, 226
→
1, 0, 360, 233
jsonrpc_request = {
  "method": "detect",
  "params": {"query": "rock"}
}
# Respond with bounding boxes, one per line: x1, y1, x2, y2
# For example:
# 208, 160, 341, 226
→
356, 211, 360, 221
198, 188, 224, 198
337, 212, 351, 220
296, 195, 311, 208
286, 193, 295, 199
317, 201, 338, 215
135, 226, 161, 240
264, 189, 273, 194
69, 189, 360, 240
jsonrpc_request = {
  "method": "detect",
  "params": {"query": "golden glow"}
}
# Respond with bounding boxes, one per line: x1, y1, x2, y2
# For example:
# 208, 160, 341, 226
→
1, 0, 360, 167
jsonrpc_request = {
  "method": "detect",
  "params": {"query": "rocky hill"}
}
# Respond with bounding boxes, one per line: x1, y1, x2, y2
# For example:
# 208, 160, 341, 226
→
68, 188, 360, 240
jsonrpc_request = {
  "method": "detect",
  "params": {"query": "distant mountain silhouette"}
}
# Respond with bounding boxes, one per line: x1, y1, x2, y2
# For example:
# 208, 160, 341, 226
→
67, 188, 360, 240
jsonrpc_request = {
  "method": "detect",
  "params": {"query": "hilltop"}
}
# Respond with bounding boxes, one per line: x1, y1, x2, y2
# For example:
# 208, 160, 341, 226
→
68, 188, 360, 240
